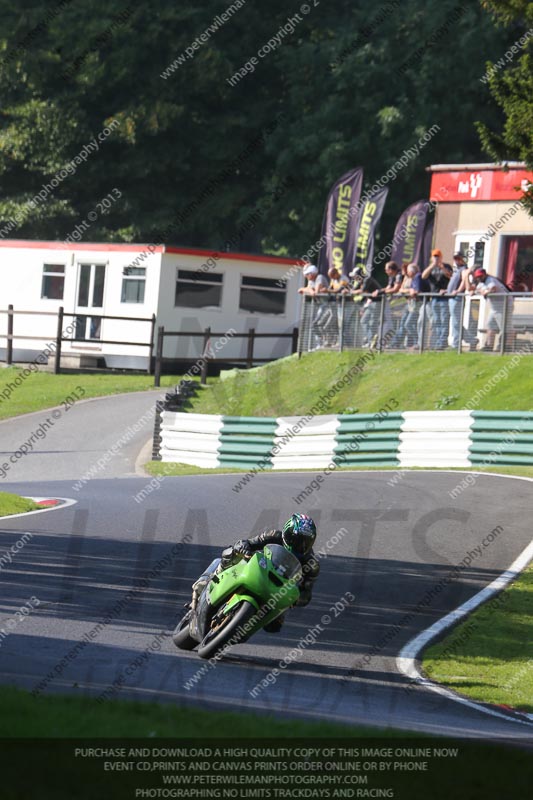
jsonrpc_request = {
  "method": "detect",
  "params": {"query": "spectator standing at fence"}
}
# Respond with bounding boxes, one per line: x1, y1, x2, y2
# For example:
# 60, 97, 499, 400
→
422, 249, 453, 349
298, 264, 328, 295
319, 267, 350, 347
472, 268, 510, 351
378, 261, 402, 296
349, 267, 382, 347
405, 263, 431, 349
328, 266, 350, 293
299, 264, 328, 350
374, 261, 402, 343
447, 252, 469, 348
390, 264, 414, 347
458, 266, 481, 350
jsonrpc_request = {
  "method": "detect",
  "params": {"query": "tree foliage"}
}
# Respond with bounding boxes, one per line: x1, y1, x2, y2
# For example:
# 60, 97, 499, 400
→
0, 0, 520, 254
477, 0, 533, 215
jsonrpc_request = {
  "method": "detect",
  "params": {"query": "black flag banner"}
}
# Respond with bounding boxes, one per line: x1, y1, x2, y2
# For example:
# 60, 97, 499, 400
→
421, 213, 435, 271
317, 167, 364, 276
352, 186, 389, 276
390, 199, 430, 267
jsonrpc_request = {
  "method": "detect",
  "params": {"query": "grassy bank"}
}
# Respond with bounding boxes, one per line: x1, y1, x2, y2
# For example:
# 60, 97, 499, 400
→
423, 565, 533, 713
0, 492, 42, 516
0, 368, 181, 420
0, 686, 381, 738
189, 351, 533, 416
2, 351, 532, 422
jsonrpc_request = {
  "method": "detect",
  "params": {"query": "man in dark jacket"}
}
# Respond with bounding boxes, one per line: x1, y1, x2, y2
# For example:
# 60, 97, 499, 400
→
219, 513, 320, 632
349, 267, 383, 347
421, 248, 453, 349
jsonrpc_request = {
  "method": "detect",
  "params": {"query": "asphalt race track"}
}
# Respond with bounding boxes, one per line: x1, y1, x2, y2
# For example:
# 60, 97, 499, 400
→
1, 465, 533, 743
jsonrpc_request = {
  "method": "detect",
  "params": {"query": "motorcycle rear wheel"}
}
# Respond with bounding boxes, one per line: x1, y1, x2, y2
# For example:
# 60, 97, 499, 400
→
197, 600, 256, 660
172, 609, 197, 650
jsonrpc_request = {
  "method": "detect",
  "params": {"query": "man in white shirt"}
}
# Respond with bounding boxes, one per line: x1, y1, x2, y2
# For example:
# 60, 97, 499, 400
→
298, 264, 328, 295
298, 264, 329, 349
473, 268, 510, 351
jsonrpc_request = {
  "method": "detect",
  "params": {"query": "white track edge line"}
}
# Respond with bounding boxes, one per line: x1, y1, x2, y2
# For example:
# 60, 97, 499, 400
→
397, 537, 533, 728
0, 497, 77, 521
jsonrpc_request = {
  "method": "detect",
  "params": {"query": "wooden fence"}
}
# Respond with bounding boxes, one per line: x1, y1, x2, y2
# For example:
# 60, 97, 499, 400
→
0, 305, 156, 374
153, 326, 299, 387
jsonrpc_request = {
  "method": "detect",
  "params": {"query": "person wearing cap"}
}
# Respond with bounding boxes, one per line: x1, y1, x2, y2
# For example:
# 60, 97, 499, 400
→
298, 264, 328, 296
447, 252, 469, 348
472, 268, 510, 351
299, 264, 329, 350
422, 249, 453, 349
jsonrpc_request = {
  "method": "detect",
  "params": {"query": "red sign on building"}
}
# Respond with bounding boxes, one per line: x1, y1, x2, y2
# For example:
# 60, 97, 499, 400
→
430, 168, 533, 202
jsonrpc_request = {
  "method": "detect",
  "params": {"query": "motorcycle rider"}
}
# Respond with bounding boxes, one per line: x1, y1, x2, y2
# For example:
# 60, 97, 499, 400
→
217, 513, 320, 633
190, 514, 319, 632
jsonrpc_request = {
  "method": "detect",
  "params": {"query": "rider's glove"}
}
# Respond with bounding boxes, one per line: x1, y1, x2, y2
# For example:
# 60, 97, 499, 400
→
233, 539, 253, 560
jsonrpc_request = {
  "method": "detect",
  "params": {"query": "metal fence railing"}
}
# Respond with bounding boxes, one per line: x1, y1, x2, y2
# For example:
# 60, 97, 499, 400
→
298, 293, 533, 355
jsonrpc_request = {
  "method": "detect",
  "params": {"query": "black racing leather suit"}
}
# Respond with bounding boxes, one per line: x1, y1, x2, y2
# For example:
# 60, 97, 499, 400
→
221, 529, 320, 623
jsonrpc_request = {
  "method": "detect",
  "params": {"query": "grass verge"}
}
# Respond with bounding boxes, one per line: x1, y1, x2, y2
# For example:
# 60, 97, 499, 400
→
0, 686, 383, 738
2, 351, 533, 422
0, 368, 182, 420
2, 691, 532, 800
189, 350, 533, 416
0, 491, 42, 516
423, 565, 533, 713
144, 462, 533, 479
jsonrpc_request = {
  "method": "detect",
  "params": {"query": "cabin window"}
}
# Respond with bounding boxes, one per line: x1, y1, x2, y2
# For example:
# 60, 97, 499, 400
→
121, 267, 146, 303
175, 269, 223, 308
239, 275, 286, 315
502, 236, 533, 291
41, 265, 65, 300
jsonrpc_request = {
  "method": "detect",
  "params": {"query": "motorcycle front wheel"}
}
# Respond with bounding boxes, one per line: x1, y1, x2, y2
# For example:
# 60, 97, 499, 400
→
172, 609, 197, 650
197, 600, 257, 660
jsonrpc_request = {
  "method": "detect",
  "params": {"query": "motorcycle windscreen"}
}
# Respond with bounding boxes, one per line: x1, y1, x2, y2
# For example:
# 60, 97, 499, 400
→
264, 544, 303, 583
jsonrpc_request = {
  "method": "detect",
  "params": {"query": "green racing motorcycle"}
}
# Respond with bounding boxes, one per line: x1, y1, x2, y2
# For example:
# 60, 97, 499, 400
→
172, 544, 302, 659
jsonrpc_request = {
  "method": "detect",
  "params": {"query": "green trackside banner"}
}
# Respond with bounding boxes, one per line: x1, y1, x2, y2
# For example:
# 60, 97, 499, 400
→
352, 186, 389, 277
317, 167, 364, 277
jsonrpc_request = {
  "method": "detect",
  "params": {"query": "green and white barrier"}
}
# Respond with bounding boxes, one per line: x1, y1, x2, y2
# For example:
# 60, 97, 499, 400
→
159, 410, 404, 469
469, 410, 533, 466
398, 410, 473, 468
158, 410, 533, 470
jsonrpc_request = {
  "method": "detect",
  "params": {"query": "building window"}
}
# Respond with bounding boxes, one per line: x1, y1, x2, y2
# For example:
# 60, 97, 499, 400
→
175, 269, 223, 308
239, 276, 287, 315
473, 241, 486, 269
121, 267, 146, 303
41, 265, 65, 299
503, 236, 533, 291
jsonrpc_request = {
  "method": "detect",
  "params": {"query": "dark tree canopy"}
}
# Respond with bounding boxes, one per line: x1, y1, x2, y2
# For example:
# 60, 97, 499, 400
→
0, 0, 522, 259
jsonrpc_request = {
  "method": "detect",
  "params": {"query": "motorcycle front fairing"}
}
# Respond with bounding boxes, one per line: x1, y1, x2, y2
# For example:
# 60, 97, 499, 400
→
203, 544, 301, 639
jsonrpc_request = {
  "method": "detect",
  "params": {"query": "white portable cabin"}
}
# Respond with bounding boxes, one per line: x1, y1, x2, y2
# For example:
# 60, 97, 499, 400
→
0, 240, 303, 369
